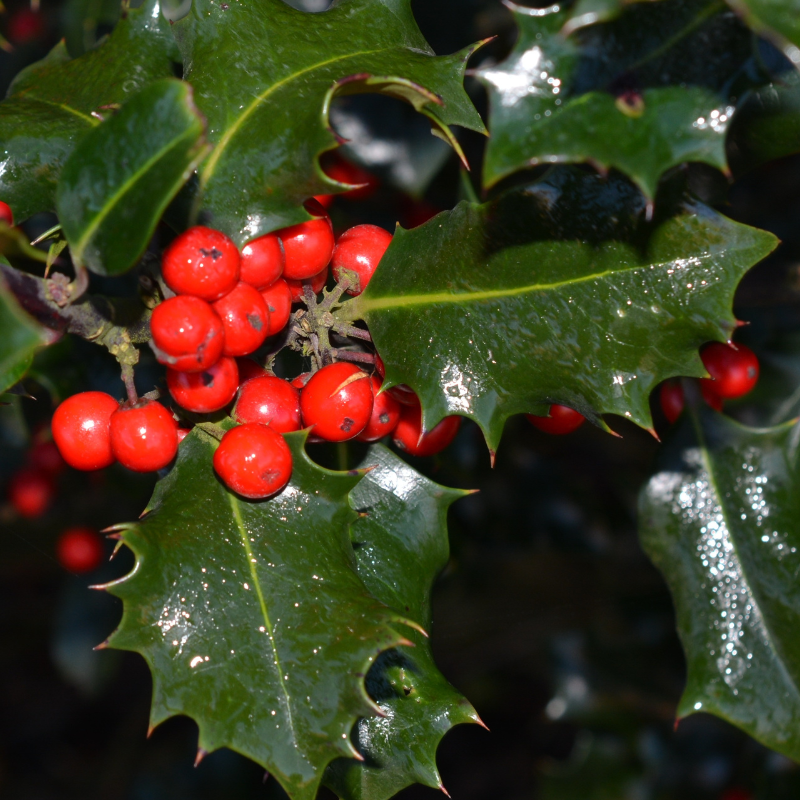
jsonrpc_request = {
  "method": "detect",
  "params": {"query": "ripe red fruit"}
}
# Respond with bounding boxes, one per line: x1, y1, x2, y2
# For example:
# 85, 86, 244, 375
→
167, 357, 239, 413
52, 391, 119, 470
110, 400, 179, 472
279, 201, 335, 280
527, 405, 585, 435
659, 379, 723, 423
260, 278, 293, 335
331, 224, 392, 295
212, 282, 270, 357
177, 427, 192, 442
721, 789, 752, 800
240, 232, 284, 290
150, 295, 225, 372
0, 200, 13, 226
8, 468, 54, 518
357, 377, 401, 442
56, 526, 104, 574
233, 376, 302, 433
388, 383, 419, 406
213, 423, 293, 499
7, 7, 46, 44
286, 266, 328, 303
291, 372, 312, 389
319, 152, 379, 202
393, 405, 461, 457
162, 226, 240, 301
236, 357, 269, 383
700, 342, 759, 399
28, 439, 66, 476
300, 362, 373, 441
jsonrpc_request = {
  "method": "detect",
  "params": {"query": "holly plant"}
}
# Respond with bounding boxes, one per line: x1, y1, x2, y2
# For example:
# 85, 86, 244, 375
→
2, 0, 800, 797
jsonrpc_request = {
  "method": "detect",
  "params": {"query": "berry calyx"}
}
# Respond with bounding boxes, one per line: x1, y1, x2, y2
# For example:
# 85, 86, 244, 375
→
150, 295, 225, 372
331, 224, 392, 295
213, 423, 293, 499
286, 266, 328, 303
233, 376, 302, 433
240, 232, 284, 290
167, 357, 239, 413
9, 468, 54, 518
162, 226, 240, 301
56, 527, 104, 573
0, 201, 13, 226
527, 405, 585, 435
356, 376, 401, 442
260, 278, 293, 335
52, 391, 119, 471
300, 362, 373, 442
212, 282, 270, 357
110, 400, 179, 473
392, 404, 461, 457
279, 201, 335, 281
659, 379, 723, 424
700, 342, 759, 399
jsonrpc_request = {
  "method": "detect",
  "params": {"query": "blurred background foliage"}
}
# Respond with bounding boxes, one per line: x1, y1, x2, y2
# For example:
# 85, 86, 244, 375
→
2, 0, 800, 798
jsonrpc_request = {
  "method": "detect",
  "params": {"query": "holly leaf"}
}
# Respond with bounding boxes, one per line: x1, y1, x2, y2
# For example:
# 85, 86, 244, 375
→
725, 0, 800, 69
0, 259, 57, 394
56, 79, 207, 276
172, 0, 486, 244
104, 429, 419, 800
477, 0, 776, 199
324, 445, 480, 800
0, 0, 178, 224
349, 168, 777, 453
639, 403, 800, 761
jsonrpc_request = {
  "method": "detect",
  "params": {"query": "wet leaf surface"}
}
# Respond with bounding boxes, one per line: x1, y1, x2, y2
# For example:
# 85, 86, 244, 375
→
352, 168, 777, 452
324, 445, 479, 800
639, 403, 800, 760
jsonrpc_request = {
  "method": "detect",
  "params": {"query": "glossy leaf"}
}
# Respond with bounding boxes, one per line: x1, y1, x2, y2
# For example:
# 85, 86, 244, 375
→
639, 404, 800, 761
0, 259, 56, 394
726, 0, 800, 68
172, 0, 486, 244
350, 168, 777, 452
105, 430, 417, 800
0, 0, 178, 223
477, 0, 775, 199
56, 79, 207, 276
325, 445, 480, 800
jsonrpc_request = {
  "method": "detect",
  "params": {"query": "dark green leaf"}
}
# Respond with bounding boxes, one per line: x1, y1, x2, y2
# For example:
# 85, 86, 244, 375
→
0, 0, 178, 223
105, 430, 418, 800
57, 79, 207, 276
325, 445, 480, 800
349, 169, 777, 452
639, 404, 800, 761
726, 0, 800, 68
0, 260, 56, 394
172, 0, 486, 244
477, 0, 774, 198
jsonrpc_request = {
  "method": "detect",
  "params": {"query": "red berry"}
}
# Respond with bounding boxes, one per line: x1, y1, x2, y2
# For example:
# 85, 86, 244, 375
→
260, 278, 293, 335
357, 376, 401, 442
56, 526, 104, 574
52, 391, 119, 471
527, 405, 585, 435
0, 200, 13, 226
233, 376, 302, 433
401, 199, 441, 229
240, 232, 284, 290
279, 201, 335, 280
291, 372, 312, 389
177, 427, 192, 442
388, 383, 419, 406
150, 295, 225, 372
659, 379, 723, 424
286, 266, 328, 303
213, 423, 293, 499
9, 468, 54, 518
374, 354, 385, 378
320, 152, 379, 201
162, 226, 240, 301
7, 8, 46, 44
331, 224, 392, 295
28, 439, 66, 476
236, 357, 269, 383
700, 342, 759, 399
721, 790, 752, 800
110, 400, 179, 473
167, 357, 239, 413
212, 282, 270, 357
393, 405, 461, 457
300, 362, 373, 442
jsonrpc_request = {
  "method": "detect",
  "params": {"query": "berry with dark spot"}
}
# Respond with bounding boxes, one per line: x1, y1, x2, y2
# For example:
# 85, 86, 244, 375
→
357, 376, 401, 442
212, 282, 269, 357
162, 226, 240, 301
167, 357, 239, 413
150, 295, 225, 372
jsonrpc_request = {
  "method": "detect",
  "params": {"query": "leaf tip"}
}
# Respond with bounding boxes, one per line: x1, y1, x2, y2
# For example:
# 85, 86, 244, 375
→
194, 748, 209, 767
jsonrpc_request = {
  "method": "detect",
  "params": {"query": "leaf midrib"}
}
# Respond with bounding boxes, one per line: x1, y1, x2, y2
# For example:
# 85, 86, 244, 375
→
17, 93, 99, 126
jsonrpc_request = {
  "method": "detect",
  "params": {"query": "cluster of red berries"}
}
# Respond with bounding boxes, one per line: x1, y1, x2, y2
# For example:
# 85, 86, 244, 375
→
660, 342, 760, 423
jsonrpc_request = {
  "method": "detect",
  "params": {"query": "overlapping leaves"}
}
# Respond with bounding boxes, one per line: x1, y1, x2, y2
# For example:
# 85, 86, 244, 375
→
351, 169, 777, 452
639, 403, 800, 760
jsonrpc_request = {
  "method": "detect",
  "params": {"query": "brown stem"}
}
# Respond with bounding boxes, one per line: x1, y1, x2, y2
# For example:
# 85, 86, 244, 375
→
121, 364, 138, 404
330, 349, 376, 365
